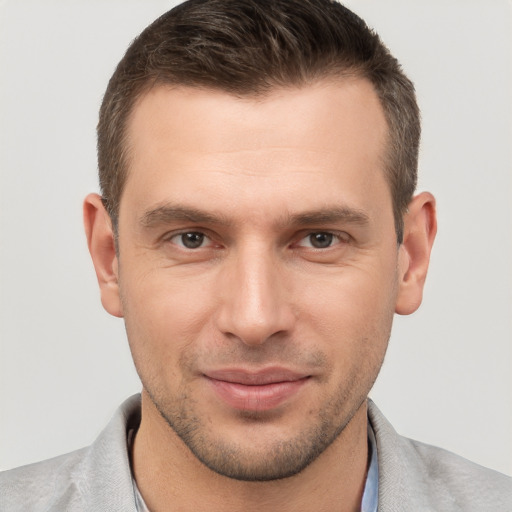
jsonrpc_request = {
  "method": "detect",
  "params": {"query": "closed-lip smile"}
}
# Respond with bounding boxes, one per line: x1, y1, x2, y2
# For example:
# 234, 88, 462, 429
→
204, 367, 311, 411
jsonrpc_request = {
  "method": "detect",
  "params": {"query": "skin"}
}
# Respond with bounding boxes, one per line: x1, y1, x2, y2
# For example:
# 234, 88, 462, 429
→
84, 79, 436, 512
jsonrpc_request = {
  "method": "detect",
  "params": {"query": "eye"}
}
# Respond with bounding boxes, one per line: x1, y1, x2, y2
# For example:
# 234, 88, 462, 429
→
169, 231, 210, 249
296, 232, 347, 249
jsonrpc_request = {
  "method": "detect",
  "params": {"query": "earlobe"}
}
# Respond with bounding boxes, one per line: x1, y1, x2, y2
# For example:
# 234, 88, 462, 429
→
83, 193, 123, 318
395, 191, 437, 315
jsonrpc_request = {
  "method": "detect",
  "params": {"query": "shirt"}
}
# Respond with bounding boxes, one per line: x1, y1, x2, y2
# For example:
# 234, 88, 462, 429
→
3, 395, 510, 511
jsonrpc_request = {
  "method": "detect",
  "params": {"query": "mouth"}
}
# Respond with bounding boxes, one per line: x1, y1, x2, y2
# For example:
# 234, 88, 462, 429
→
203, 368, 311, 412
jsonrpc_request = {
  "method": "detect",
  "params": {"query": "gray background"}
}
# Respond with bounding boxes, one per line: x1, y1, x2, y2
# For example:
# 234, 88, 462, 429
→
1, 1, 511, 474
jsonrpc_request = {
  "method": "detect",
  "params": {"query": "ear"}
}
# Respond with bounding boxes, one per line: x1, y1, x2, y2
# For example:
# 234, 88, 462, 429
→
395, 191, 437, 315
83, 193, 123, 318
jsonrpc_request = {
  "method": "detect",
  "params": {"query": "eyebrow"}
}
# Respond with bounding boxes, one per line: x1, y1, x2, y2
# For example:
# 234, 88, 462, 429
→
140, 204, 233, 228
287, 207, 370, 227
140, 203, 370, 229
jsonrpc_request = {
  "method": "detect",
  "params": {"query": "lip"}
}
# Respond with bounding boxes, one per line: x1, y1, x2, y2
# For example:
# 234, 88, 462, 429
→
204, 368, 310, 411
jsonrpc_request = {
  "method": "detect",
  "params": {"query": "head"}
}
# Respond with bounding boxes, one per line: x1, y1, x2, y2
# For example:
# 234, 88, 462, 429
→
86, 0, 436, 483
97, 0, 419, 244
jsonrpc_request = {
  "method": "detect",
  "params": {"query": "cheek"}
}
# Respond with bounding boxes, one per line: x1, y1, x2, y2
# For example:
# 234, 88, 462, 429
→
304, 276, 395, 404
296, 264, 398, 354
121, 259, 215, 323
118, 266, 216, 374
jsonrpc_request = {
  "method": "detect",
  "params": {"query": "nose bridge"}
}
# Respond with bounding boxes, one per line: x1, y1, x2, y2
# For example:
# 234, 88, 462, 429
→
217, 239, 293, 345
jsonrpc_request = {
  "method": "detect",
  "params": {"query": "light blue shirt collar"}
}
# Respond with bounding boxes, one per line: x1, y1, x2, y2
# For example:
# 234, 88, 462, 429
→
361, 422, 379, 512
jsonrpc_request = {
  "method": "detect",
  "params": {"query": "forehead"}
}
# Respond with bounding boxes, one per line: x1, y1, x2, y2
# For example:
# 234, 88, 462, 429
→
127, 78, 387, 155
121, 79, 391, 226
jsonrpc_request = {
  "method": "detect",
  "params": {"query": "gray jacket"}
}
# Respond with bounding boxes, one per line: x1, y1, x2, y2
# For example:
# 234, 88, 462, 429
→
1, 394, 511, 511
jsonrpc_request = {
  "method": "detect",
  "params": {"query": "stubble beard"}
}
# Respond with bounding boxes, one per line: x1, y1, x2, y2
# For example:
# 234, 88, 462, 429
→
143, 368, 374, 482
125, 293, 394, 482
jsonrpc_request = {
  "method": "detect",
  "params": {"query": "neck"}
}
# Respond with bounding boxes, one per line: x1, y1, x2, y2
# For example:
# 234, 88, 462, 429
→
132, 391, 369, 512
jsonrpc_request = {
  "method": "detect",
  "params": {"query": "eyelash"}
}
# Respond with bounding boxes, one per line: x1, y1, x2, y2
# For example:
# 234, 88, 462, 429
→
294, 231, 350, 249
164, 230, 350, 251
167, 231, 214, 249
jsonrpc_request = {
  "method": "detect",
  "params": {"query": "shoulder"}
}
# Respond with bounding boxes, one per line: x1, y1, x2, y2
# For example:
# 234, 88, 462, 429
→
0, 394, 141, 512
407, 435, 511, 488
0, 448, 89, 511
403, 436, 512, 507
368, 400, 512, 511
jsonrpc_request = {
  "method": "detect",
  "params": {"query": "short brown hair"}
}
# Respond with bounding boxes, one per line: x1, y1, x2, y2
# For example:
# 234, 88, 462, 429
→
97, 0, 419, 242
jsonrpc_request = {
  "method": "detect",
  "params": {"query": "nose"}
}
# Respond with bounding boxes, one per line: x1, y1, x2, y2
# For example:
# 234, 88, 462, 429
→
215, 244, 295, 346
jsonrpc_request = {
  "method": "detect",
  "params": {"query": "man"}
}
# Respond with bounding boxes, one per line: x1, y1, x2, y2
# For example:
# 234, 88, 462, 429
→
1, 0, 510, 510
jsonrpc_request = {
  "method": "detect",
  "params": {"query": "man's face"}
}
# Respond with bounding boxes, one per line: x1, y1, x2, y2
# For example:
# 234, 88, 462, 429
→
115, 80, 401, 480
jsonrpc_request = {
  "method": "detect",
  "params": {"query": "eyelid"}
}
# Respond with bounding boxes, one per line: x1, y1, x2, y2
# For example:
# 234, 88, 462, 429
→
294, 230, 351, 248
162, 229, 216, 249
158, 228, 351, 250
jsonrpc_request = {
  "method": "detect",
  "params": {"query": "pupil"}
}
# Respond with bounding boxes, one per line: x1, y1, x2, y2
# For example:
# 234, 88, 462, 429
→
182, 232, 204, 249
310, 232, 333, 248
